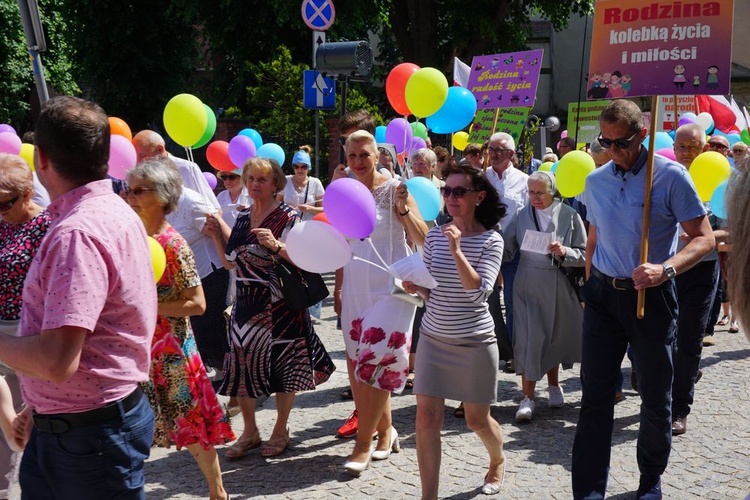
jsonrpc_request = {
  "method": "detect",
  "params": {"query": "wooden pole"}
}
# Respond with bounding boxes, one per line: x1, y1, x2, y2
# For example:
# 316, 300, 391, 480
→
673, 95, 679, 130
483, 108, 501, 173
637, 95, 659, 319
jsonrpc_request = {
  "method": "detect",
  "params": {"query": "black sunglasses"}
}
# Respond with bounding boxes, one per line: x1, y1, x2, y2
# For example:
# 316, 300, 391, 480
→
440, 186, 480, 198
123, 187, 155, 197
0, 195, 20, 211
219, 174, 240, 180
597, 131, 639, 149
708, 142, 728, 151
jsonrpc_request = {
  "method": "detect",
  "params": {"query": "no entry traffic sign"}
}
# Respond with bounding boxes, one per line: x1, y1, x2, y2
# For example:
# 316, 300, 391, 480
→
301, 0, 335, 31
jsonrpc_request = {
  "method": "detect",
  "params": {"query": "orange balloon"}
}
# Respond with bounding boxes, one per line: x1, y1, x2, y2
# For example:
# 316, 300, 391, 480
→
108, 117, 132, 141
386, 63, 420, 116
312, 212, 330, 225
206, 141, 236, 172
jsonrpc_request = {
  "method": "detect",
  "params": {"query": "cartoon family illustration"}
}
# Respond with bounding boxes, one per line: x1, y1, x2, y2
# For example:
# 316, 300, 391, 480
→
675, 64, 720, 90
587, 71, 632, 99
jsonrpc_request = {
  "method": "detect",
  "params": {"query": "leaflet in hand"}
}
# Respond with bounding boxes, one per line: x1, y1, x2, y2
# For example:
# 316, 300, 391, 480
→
520, 230, 553, 255
389, 253, 439, 289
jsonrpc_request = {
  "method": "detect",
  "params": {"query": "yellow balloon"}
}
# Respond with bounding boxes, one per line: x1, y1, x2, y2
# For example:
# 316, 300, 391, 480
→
163, 94, 207, 147
556, 151, 595, 198
689, 151, 731, 202
148, 236, 167, 283
19, 143, 35, 171
538, 161, 554, 172
452, 132, 470, 151
404, 68, 449, 118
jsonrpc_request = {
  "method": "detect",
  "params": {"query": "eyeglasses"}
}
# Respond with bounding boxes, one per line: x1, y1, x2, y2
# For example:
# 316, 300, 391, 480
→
0, 196, 20, 211
708, 142, 729, 151
440, 186, 480, 198
218, 174, 240, 180
123, 187, 155, 197
528, 190, 550, 197
488, 146, 513, 155
597, 131, 639, 149
292, 164, 309, 170
337, 136, 349, 146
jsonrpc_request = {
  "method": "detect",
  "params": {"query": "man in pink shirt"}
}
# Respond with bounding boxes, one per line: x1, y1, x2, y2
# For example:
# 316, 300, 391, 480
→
0, 96, 158, 498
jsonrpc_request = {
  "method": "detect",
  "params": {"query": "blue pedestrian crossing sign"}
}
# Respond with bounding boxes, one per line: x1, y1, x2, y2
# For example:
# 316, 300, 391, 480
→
303, 70, 336, 110
301, 0, 335, 31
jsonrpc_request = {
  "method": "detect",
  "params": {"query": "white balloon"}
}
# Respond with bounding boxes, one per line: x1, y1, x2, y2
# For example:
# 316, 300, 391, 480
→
696, 112, 714, 132
285, 220, 352, 273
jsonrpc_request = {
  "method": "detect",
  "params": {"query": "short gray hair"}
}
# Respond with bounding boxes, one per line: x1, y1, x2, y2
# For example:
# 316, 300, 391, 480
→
0, 153, 33, 197
410, 148, 437, 167
489, 132, 515, 151
126, 156, 183, 214
528, 171, 558, 197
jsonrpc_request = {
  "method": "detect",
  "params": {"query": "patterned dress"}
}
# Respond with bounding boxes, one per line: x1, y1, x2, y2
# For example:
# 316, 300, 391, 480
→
143, 225, 235, 449
341, 179, 416, 394
219, 203, 335, 398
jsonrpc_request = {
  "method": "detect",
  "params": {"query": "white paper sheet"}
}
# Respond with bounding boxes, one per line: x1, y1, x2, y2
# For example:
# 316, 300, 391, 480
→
389, 253, 439, 289
520, 230, 553, 255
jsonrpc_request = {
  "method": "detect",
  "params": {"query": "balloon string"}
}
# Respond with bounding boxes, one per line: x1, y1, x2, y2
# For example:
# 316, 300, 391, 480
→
365, 238, 394, 275
351, 256, 391, 274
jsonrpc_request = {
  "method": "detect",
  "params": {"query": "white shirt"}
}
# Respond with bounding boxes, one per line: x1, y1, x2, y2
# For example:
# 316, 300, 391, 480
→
32, 172, 50, 208
166, 187, 222, 278
281, 176, 325, 221
217, 188, 252, 229
486, 165, 529, 231
168, 154, 221, 210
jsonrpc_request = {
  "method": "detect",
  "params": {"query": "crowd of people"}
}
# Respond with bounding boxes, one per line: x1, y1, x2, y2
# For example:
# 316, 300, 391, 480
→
0, 95, 747, 500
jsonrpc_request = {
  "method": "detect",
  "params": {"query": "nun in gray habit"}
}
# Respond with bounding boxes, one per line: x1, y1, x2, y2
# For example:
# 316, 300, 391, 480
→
502, 170, 586, 421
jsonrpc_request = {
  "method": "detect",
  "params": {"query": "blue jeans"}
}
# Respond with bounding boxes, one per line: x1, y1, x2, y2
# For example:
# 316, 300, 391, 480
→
20, 390, 155, 500
673, 260, 718, 418
572, 269, 677, 499
500, 254, 520, 344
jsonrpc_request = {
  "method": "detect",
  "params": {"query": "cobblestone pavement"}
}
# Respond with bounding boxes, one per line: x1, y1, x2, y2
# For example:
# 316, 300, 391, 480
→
145, 287, 750, 499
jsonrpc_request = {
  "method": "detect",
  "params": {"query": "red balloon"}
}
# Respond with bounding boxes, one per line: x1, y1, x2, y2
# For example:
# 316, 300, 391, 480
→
312, 212, 330, 224
206, 141, 235, 172
386, 63, 420, 116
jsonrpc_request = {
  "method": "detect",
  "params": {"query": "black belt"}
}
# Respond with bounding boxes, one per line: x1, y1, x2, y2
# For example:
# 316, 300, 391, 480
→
591, 267, 635, 291
33, 386, 144, 434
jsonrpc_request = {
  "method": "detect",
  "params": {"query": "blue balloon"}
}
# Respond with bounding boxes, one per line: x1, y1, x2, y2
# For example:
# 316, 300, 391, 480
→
711, 129, 727, 137
405, 176, 441, 221
426, 87, 477, 134
375, 125, 387, 145
257, 143, 285, 166
238, 128, 263, 149
710, 180, 728, 219
551, 161, 560, 173
668, 130, 676, 139
642, 131, 674, 151
727, 133, 742, 146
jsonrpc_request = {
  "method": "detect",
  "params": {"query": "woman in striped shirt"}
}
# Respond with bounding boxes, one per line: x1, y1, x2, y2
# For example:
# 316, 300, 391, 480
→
404, 162, 507, 498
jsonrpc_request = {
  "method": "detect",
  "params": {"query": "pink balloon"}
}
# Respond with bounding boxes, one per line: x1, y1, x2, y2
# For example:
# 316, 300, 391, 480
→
656, 148, 677, 161
108, 135, 137, 180
323, 178, 377, 239
0, 132, 22, 155
203, 171, 217, 190
228, 135, 257, 168
385, 118, 413, 154
0, 124, 17, 135
560, 130, 568, 139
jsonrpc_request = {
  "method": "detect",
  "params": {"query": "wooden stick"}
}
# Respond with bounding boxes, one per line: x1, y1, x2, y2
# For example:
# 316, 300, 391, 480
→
637, 95, 659, 319
673, 95, 679, 130
483, 108, 501, 173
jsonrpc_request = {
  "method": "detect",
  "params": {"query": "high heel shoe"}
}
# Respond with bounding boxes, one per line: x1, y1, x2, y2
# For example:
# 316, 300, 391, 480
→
371, 427, 400, 460
343, 447, 373, 475
225, 429, 261, 459
480, 459, 506, 495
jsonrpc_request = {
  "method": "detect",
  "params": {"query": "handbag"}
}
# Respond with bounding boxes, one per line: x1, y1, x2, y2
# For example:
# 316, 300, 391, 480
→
274, 258, 329, 311
531, 206, 585, 301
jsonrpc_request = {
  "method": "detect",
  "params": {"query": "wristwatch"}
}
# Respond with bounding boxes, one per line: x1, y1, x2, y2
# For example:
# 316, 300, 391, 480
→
662, 263, 677, 280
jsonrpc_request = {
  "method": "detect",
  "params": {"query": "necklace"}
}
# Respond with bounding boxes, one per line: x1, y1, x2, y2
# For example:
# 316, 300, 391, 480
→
251, 202, 277, 226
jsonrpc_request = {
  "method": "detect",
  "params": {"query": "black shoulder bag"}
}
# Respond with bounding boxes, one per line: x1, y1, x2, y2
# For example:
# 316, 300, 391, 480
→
531, 207, 585, 301
274, 257, 329, 311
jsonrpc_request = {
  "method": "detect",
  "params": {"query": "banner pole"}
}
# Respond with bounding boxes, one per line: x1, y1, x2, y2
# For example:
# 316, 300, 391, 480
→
484, 108, 500, 173
637, 95, 659, 319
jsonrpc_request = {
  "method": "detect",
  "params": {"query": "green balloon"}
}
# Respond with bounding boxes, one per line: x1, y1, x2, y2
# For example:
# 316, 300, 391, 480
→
741, 128, 750, 146
411, 121, 428, 140
192, 104, 217, 149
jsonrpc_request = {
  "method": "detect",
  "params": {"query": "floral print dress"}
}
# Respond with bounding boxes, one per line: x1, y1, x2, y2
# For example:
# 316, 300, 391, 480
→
143, 225, 235, 449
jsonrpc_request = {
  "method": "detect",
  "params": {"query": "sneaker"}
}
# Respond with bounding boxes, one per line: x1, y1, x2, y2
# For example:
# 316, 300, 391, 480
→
548, 385, 564, 408
729, 320, 740, 333
337, 410, 359, 438
515, 397, 535, 422
703, 335, 716, 347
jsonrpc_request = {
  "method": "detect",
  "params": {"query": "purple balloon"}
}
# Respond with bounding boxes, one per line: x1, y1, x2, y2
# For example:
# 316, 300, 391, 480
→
323, 178, 377, 239
406, 136, 426, 155
203, 171, 218, 190
228, 135, 257, 168
385, 118, 413, 154
677, 112, 697, 127
0, 124, 17, 135
0, 132, 22, 155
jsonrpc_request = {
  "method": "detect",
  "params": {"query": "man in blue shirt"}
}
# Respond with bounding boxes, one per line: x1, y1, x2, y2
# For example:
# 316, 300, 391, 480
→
571, 100, 714, 500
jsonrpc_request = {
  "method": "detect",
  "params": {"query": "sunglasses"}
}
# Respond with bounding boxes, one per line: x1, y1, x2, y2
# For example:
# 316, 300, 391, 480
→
488, 146, 513, 155
123, 187, 155, 197
597, 131, 639, 149
0, 196, 20, 211
292, 164, 309, 170
440, 186, 480, 198
219, 174, 240, 180
337, 136, 349, 146
708, 142, 728, 151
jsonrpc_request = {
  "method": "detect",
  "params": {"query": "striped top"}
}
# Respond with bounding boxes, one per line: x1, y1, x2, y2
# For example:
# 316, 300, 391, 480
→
421, 226, 504, 339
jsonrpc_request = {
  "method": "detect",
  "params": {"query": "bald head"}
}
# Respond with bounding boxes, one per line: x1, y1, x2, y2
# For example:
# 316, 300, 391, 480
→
706, 135, 730, 157
133, 130, 167, 162
673, 123, 705, 168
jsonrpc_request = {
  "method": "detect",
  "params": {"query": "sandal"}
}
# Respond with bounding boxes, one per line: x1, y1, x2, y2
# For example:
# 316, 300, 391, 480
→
340, 388, 353, 400
453, 402, 465, 419
261, 429, 290, 458
717, 315, 730, 326
404, 370, 415, 390
225, 429, 261, 459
